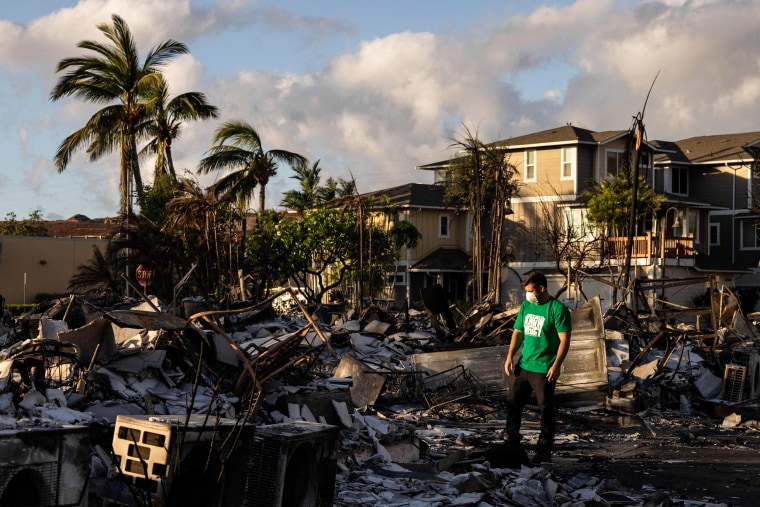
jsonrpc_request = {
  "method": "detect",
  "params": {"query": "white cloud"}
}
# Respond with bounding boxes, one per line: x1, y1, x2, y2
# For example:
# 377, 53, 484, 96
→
3, 0, 760, 218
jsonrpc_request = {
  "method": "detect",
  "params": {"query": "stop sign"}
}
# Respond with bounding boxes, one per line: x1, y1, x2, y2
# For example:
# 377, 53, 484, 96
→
136, 264, 154, 288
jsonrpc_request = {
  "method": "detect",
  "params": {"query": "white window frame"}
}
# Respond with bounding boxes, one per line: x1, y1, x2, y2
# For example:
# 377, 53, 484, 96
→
438, 214, 450, 238
524, 150, 537, 182
709, 223, 720, 246
386, 272, 406, 285
561, 146, 575, 180
740, 220, 760, 250
564, 207, 594, 241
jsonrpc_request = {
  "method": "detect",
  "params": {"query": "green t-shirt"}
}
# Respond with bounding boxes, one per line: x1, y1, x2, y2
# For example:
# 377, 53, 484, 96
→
514, 296, 572, 373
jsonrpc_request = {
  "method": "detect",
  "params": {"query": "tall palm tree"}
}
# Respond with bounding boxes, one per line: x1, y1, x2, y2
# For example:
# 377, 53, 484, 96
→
197, 120, 308, 214
314, 176, 357, 205
50, 14, 189, 215
140, 76, 219, 180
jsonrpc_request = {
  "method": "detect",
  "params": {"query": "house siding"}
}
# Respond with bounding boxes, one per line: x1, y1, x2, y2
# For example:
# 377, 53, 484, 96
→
405, 209, 468, 260
576, 145, 595, 193
689, 165, 744, 208
515, 148, 575, 198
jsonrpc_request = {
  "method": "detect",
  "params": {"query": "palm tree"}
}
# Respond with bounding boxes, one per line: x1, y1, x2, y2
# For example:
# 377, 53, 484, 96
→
281, 160, 323, 213
140, 76, 219, 180
50, 14, 189, 215
165, 178, 229, 297
68, 244, 122, 294
197, 120, 308, 214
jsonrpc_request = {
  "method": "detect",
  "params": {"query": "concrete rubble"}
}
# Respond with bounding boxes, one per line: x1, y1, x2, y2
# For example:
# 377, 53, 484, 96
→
0, 285, 759, 506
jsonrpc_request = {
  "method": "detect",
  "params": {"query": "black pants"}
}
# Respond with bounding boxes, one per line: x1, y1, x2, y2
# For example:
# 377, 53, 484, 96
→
505, 365, 557, 450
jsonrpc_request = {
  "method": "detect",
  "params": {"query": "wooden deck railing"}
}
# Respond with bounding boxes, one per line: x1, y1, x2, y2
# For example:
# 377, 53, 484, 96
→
603, 232, 695, 262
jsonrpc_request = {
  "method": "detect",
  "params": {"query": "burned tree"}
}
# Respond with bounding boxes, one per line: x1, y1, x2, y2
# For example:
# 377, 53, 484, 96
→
445, 124, 520, 304
534, 186, 601, 303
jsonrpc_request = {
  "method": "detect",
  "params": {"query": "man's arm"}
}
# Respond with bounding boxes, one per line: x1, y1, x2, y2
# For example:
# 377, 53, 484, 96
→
504, 328, 523, 376
546, 330, 571, 382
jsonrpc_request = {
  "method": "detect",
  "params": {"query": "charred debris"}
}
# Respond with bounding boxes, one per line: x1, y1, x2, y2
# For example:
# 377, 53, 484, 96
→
0, 277, 759, 506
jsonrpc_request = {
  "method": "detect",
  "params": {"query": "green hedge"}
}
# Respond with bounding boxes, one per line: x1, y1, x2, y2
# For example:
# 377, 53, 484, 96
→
7, 304, 34, 316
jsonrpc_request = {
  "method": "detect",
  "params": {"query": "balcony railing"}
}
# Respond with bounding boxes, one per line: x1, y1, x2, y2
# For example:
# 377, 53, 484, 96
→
603, 232, 695, 263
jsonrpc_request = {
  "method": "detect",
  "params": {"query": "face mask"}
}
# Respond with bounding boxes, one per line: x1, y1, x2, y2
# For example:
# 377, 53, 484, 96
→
526, 291, 539, 304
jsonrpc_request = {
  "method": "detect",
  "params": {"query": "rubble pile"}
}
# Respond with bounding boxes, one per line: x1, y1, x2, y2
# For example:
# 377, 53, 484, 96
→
0, 286, 759, 506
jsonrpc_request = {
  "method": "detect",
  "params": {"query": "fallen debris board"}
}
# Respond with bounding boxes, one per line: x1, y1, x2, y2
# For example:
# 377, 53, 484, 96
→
212, 332, 240, 366
59, 318, 118, 366
332, 400, 353, 428
286, 390, 353, 427
333, 353, 387, 407
109, 350, 166, 374
362, 319, 392, 335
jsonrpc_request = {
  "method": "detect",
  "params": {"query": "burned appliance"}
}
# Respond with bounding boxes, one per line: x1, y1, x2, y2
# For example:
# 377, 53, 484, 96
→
112, 414, 253, 506
721, 347, 760, 403
242, 421, 340, 507
0, 424, 90, 506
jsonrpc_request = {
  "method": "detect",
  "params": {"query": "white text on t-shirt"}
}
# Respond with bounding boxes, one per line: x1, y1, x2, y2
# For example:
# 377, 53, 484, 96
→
524, 314, 544, 337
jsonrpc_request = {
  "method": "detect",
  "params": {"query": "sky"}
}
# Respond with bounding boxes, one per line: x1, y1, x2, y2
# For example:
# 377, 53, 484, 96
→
1, 0, 760, 220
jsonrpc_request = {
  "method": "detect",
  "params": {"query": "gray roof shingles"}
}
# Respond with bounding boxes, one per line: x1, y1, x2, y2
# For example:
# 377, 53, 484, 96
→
654, 132, 760, 165
363, 183, 449, 208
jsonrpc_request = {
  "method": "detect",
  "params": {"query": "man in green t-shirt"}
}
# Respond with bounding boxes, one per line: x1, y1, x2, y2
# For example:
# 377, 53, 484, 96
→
504, 271, 572, 465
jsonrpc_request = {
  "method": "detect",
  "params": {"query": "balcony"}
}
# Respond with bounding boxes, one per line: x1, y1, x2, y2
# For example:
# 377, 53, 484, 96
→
603, 232, 695, 265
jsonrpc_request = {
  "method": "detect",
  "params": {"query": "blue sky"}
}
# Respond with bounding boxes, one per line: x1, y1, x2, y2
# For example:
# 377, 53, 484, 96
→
1, 0, 758, 220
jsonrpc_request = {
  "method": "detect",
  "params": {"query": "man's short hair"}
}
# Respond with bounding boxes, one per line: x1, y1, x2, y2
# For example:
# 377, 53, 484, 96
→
522, 270, 547, 289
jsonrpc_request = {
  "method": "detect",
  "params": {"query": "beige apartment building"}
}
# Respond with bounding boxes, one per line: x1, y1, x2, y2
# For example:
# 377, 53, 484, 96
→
0, 210, 119, 307
0, 235, 110, 305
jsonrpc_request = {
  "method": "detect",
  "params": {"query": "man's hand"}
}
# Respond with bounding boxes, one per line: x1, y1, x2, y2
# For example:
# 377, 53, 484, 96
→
504, 356, 514, 376
546, 364, 561, 382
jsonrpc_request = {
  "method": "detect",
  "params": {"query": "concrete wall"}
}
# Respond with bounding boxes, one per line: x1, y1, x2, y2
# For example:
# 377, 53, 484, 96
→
0, 236, 110, 304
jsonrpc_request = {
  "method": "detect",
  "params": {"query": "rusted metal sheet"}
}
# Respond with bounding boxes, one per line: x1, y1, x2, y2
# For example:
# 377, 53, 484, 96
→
105, 309, 188, 330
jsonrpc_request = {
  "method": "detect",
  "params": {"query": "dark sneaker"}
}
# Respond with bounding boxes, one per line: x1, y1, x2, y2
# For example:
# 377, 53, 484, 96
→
531, 449, 552, 466
504, 436, 521, 448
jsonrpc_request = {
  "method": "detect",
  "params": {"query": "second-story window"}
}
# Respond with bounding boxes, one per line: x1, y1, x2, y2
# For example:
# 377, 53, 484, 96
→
709, 223, 720, 246
672, 167, 688, 195
606, 150, 625, 178
524, 150, 536, 181
740, 220, 760, 250
437, 169, 452, 186
561, 147, 574, 179
439, 214, 450, 238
